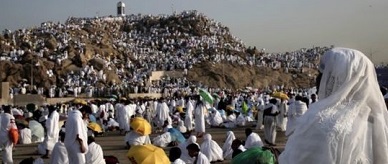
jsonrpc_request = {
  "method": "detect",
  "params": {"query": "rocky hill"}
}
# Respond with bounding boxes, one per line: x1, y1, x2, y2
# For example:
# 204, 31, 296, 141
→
0, 11, 321, 91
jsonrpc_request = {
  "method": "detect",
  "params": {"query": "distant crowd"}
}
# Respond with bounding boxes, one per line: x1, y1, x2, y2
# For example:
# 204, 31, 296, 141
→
1, 11, 330, 99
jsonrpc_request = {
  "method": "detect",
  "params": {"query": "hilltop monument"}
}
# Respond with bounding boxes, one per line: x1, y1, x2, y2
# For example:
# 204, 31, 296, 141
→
117, 1, 125, 17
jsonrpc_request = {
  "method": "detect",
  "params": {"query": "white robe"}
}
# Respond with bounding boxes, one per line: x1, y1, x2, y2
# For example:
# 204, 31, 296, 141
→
172, 158, 186, 164
194, 104, 206, 133
244, 132, 263, 149
178, 136, 197, 164
277, 100, 288, 131
86, 142, 106, 164
200, 134, 223, 162
195, 152, 210, 164
125, 131, 151, 146
115, 103, 126, 130
152, 132, 171, 148
0, 113, 14, 164
64, 109, 89, 164
236, 114, 246, 126
156, 102, 170, 128
177, 120, 187, 133
19, 128, 32, 144
184, 101, 194, 131
209, 111, 223, 127
222, 131, 235, 160
286, 100, 307, 136
50, 142, 69, 164
42, 110, 60, 153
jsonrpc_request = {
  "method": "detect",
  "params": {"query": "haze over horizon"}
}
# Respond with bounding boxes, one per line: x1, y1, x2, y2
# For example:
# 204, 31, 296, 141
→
1, 0, 387, 64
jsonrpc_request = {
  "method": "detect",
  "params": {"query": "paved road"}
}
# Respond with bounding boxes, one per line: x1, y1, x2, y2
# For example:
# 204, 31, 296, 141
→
6, 126, 287, 163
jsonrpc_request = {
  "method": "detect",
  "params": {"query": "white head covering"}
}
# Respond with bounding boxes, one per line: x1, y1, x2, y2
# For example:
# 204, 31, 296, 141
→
177, 120, 187, 133
222, 131, 236, 160
200, 134, 224, 162
280, 48, 388, 164
179, 135, 197, 163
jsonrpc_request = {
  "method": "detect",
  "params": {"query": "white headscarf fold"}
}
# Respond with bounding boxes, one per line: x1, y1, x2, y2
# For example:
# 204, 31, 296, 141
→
222, 131, 235, 160
200, 134, 223, 162
279, 47, 388, 164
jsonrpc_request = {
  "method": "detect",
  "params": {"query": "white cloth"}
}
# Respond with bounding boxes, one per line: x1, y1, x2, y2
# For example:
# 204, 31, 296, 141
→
0, 113, 14, 164
210, 110, 223, 127
177, 120, 187, 133
50, 142, 69, 164
194, 103, 206, 133
152, 132, 172, 148
19, 128, 32, 144
244, 132, 263, 149
277, 100, 288, 131
156, 102, 170, 128
279, 48, 388, 164
44, 111, 60, 152
125, 131, 150, 146
86, 142, 106, 164
236, 114, 246, 126
286, 100, 307, 136
222, 131, 235, 160
200, 134, 223, 162
115, 103, 126, 130
178, 136, 197, 163
64, 109, 89, 164
172, 158, 186, 164
184, 101, 194, 131
195, 152, 210, 164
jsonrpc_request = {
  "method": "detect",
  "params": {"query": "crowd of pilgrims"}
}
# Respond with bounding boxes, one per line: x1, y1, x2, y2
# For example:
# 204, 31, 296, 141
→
1, 10, 329, 98
0, 87, 319, 164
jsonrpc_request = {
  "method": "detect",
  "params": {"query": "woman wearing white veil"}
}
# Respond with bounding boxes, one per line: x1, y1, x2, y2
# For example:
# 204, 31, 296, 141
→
222, 131, 236, 160
279, 48, 388, 164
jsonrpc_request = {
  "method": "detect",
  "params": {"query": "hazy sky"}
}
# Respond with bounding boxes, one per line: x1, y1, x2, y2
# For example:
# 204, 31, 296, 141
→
1, 0, 387, 63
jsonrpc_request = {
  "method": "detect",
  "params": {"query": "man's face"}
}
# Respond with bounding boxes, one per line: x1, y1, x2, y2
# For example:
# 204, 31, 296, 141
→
188, 149, 197, 157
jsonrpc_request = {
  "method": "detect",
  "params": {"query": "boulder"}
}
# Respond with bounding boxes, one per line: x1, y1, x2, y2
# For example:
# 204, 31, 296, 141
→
89, 58, 106, 70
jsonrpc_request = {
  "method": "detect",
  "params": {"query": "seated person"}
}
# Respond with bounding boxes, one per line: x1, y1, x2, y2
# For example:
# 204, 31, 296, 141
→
186, 143, 209, 164
169, 147, 186, 164
200, 134, 223, 162
244, 128, 264, 149
125, 128, 151, 149
231, 139, 246, 158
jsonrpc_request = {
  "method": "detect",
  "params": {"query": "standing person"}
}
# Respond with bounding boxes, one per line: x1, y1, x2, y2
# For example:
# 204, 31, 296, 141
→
64, 105, 90, 164
40, 105, 60, 158
279, 48, 388, 164
285, 95, 308, 137
185, 96, 194, 132
155, 98, 170, 132
263, 99, 279, 146
85, 136, 105, 164
277, 98, 288, 132
50, 132, 69, 164
0, 106, 16, 164
194, 98, 206, 138
255, 95, 265, 130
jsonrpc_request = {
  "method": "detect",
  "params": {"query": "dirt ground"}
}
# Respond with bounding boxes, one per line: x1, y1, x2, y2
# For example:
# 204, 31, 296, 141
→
6, 126, 287, 164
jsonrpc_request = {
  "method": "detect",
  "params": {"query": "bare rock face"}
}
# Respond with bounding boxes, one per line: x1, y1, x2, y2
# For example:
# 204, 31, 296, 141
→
73, 53, 87, 67
45, 36, 57, 50
88, 58, 106, 70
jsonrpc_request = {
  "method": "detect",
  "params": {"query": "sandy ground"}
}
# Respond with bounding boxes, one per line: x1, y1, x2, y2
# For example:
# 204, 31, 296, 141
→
4, 126, 287, 164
